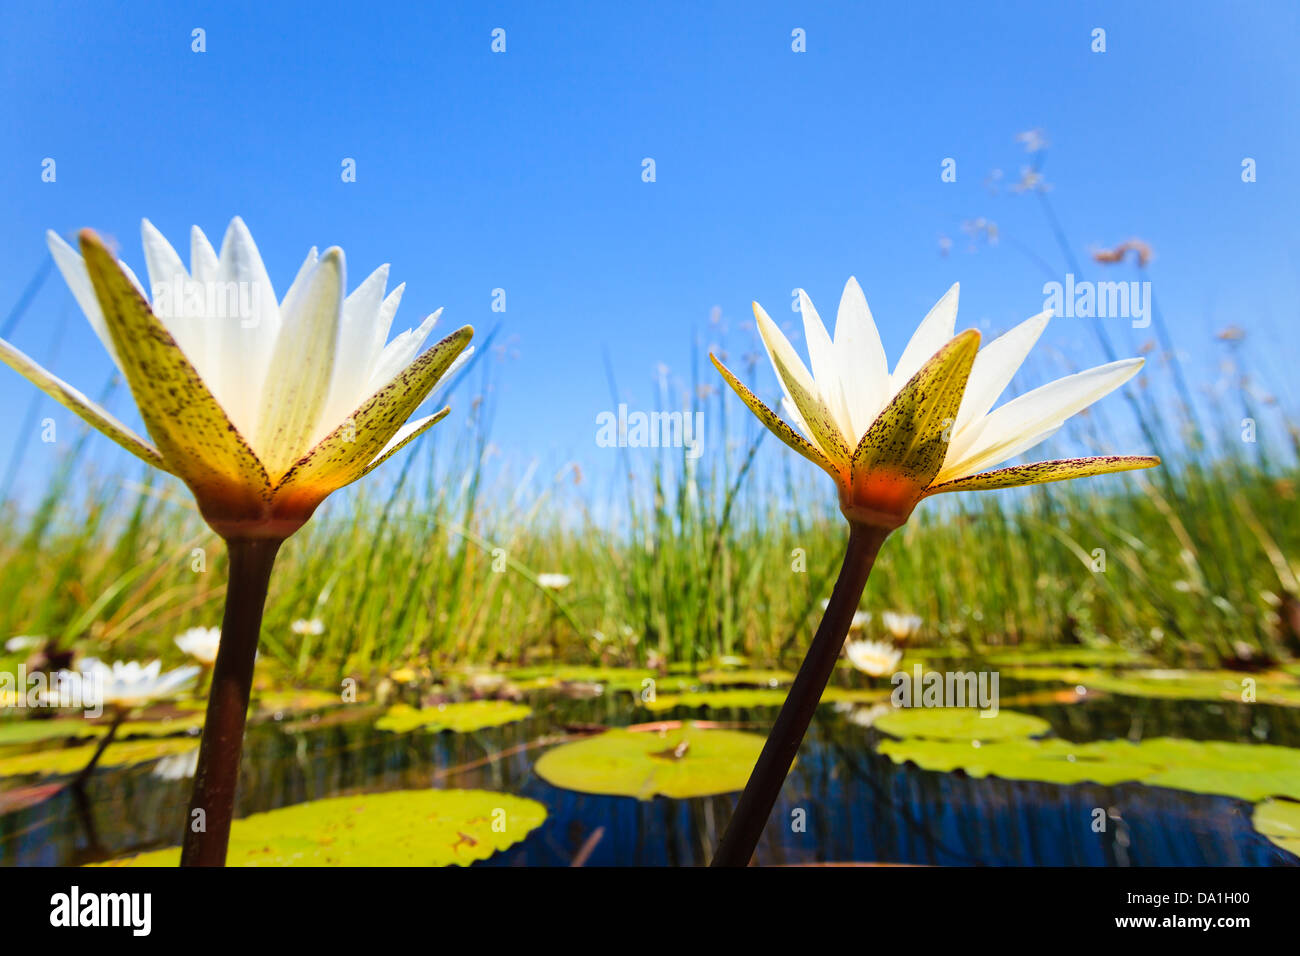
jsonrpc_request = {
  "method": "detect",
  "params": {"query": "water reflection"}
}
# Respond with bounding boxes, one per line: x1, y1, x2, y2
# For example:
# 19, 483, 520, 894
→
1, 682, 1296, 866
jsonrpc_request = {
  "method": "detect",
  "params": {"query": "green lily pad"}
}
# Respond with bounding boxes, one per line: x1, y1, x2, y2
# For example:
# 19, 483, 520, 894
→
95, 789, 546, 866
0, 718, 103, 747
1002, 667, 1300, 707
534, 722, 765, 800
983, 646, 1155, 667
1253, 799, 1300, 857
879, 735, 1300, 802
872, 708, 1051, 741
640, 686, 888, 713
252, 689, 348, 714
375, 701, 532, 734
0, 738, 199, 778
698, 669, 795, 686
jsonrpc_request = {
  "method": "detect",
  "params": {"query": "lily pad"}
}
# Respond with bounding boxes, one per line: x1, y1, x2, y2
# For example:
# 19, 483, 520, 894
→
1253, 799, 1300, 857
534, 722, 765, 800
641, 686, 887, 713
878, 735, 1300, 802
0, 718, 102, 747
0, 738, 199, 778
872, 708, 1051, 741
1001, 667, 1300, 707
698, 669, 794, 687
983, 646, 1155, 668
374, 701, 532, 734
95, 789, 546, 866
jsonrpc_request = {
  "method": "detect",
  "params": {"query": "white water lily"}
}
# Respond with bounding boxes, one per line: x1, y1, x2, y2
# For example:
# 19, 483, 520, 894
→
844, 640, 903, 678
712, 279, 1157, 529
538, 573, 572, 590
0, 219, 473, 538
4, 635, 44, 653
75, 658, 200, 710
290, 618, 325, 636
881, 611, 922, 641
174, 627, 222, 666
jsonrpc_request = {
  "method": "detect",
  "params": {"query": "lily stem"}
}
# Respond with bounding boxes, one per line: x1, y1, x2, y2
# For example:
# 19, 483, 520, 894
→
73, 706, 127, 788
180, 536, 283, 867
711, 521, 889, 867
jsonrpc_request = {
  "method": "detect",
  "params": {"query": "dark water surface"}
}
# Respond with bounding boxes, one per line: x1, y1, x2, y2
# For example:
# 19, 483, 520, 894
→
2, 681, 1298, 866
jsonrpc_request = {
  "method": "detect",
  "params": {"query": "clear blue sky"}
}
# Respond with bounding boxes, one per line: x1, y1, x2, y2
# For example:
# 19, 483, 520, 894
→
1, 0, 1296, 505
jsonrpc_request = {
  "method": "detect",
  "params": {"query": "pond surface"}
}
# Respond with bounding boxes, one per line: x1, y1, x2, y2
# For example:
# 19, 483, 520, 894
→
2, 676, 1298, 866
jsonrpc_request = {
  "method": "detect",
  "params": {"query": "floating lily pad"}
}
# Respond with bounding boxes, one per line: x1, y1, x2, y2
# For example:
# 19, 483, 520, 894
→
95, 789, 546, 866
983, 646, 1155, 667
534, 722, 765, 800
879, 735, 1300, 802
0, 718, 102, 747
698, 669, 794, 687
1001, 667, 1300, 707
872, 708, 1051, 741
640, 686, 887, 713
252, 689, 348, 715
1253, 799, 1300, 857
0, 738, 199, 778
375, 701, 532, 734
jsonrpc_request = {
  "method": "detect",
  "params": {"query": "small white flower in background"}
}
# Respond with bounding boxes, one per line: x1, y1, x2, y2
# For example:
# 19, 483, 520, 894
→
849, 610, 872, 632
881, 611, 923, 641
844, 640, 902, 678
290, 618, 325, 636
537, 573, 571, 590
4, 635, 44, 653
152, 747, 200, 781
174, 626, 222, 666
74, 658, 201, 710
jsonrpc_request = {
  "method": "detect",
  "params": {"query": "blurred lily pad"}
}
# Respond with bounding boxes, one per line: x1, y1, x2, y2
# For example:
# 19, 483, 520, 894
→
534, 722, 765, 800
879, 735, 1300, 802
0, 738, 199, 778
983, 646, 1155, 667
641, 686, 887, 713
698, 669, 794, 687
0, 718, 101, 747
95, 789, 546, 866
872, 708, 1051, 741
375, 701, 531, 734
1253, 799, 1300, 857
1001, 667, 1300, 707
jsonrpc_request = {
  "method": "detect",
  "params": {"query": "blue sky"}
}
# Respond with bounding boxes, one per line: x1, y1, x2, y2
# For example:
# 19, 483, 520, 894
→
1, 0, 1296, 505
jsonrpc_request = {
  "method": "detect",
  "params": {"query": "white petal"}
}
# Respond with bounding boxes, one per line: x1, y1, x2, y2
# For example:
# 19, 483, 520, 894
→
941, 358, 1143, 478
140, 219, 205, 361
46, 231, 122, 369
366, 308, 441, 394
892, 283, 959, 387
953, 310, 1051, 433
834, 277, 891, 438
212, 219, 281, 433
251, 248, 344, 477
319, 264, 390, 435
754, 301, 851, 459
798, 289, 853, 441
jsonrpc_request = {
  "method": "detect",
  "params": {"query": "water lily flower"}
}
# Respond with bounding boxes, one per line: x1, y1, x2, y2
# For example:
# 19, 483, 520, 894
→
0, 218, 473, 866
538, 573, 572, 590
844, 640, 902, 678
76, 658, 201, 711
4, 635, 45, 653
712, 280, 1156, 529
0, 220, 472, 538
174, 627, 222, 666
290, 618, 326, 636
710, 279, 1158, 867
881, 611, 923, 641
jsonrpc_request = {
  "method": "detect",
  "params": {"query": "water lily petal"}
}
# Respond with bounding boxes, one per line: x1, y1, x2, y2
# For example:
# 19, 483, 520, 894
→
926, 455, 1161, 495
754, 301, 851, 463
46, 231, 123, 369
943, 357, 1143, 477
366, 308, 441, 394
710, 353, 837, 477
78, 230, 272, 516
848, 329, 979, 522
320, 264, 390, 434
892, 283, 958, 386
0, 338, 169, 471
834, 277, 891, 438
953, 310, 1051, 433
274, 325, 473, 507
798, 290, 854, 442
356, 407, 451, 481
252, 248, 344, 479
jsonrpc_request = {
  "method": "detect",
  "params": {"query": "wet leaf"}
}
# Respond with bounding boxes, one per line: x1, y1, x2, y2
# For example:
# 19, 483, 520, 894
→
1253, 799, 1300, 857
95, 789, 546, 866
534, 722, 766, 800
0, 738, 199, 778
872, 708, 1051, 741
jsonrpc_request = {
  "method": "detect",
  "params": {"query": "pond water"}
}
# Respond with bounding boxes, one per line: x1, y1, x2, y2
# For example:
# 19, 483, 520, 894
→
2, 676, 1298, 866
